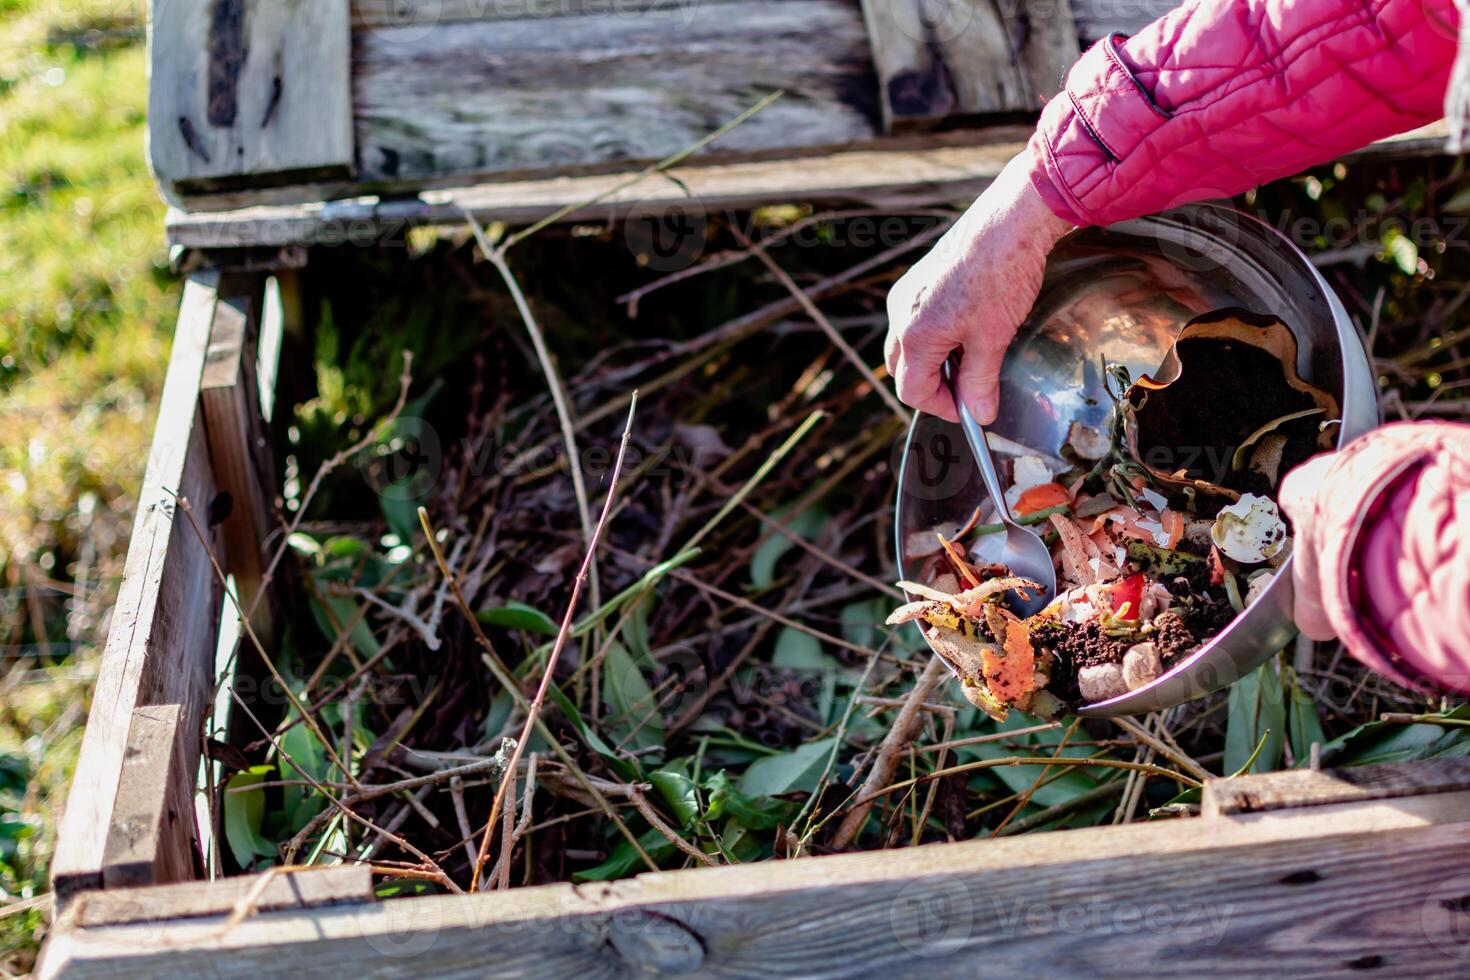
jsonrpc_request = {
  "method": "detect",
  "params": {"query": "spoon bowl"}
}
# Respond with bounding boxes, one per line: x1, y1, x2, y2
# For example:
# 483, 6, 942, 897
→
942, 360, 1056, 617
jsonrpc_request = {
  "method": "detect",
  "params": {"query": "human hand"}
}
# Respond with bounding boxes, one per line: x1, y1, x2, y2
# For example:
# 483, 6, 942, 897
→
1277, 452, 1339, 642
885, 148, 1072, 424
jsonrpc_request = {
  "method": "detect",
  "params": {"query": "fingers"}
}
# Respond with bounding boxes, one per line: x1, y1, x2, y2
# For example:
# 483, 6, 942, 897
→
953, 341, 1006, 425
890, 341, 959, 423
1291, 547, 1337, 641
1279, 453, 1338, 641
1278, 453, 1334, 521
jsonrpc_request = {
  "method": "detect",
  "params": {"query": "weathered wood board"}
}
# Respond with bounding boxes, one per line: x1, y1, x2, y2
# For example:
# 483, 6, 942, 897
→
40, 786, 1470, 978
1071, 0, 1178, 42
100, 705, 197, 890
149, 0, 354, 191
1204, 757, 1470, 816
50, 272, 228, 903
352, 0, 879, 183
160, 119, 1453, 250
64, 867, 373, 930
862, 0, 1079, 128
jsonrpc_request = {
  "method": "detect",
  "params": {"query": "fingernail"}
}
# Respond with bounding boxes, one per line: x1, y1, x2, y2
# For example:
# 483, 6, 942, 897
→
973, 395, 998, 424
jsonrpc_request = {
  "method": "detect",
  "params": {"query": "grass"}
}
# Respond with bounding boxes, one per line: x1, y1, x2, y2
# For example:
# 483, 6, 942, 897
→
0, 1, 173, 970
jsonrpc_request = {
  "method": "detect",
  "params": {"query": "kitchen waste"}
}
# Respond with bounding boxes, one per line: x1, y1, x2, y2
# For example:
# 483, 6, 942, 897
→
889, 309, 1340, 718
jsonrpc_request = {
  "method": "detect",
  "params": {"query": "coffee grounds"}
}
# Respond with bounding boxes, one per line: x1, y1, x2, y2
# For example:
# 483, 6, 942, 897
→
1047, 621, 1133, 669
1150, 612, 1197, 662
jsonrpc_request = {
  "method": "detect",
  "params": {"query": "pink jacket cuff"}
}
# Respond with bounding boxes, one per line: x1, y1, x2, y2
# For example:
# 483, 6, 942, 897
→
1307, 422, 1470, 693
1029, 0, 1459, 227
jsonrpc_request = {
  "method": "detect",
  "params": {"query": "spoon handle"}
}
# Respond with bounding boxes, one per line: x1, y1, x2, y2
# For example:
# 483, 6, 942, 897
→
942, 358, 1015, 525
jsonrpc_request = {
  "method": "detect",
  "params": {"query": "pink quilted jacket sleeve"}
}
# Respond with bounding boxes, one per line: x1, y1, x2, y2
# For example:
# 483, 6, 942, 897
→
1028, 0, 1460, 226
1282, 423, 1470, 694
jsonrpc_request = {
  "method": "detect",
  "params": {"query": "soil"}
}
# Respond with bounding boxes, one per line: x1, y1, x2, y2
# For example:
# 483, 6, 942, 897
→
1047, 621, 1134, 668
1149, 612, 1197, 662
1130, 332, 1320, 496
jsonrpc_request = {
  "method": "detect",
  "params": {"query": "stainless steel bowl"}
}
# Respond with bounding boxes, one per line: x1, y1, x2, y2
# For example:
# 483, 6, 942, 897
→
894, 204, 1379, 717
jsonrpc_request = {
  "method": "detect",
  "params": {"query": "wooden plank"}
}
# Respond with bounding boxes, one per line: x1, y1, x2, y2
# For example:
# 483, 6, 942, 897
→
1204, 757, 1470, 817
63, 867, 373, 930
1009, 0, 1081, 104
165, 135, 1031, 248
353, 0, 747, 26
149, 0, 354, 194
50, 273, 227, 905
161, 119, 1455, 249
40, 791, 1470, 977
200, 274, 278, 649
101, 705, 197, 890
861, 0, 1026, 129
351, 0, 879, 183
1070, 0, 1178, 43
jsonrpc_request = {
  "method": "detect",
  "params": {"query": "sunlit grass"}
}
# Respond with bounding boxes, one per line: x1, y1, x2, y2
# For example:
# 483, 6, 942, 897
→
0, 1, 170, 969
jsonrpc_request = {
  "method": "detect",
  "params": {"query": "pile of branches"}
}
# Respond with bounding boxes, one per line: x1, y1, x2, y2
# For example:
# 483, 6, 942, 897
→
209, 179, 1466, 897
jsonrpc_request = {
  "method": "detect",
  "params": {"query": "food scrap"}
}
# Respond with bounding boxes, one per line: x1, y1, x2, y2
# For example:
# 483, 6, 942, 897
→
892, 309, 1336, 719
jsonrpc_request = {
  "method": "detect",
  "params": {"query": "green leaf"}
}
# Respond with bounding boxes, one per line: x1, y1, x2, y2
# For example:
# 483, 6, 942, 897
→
771, 627, 839, 671
287, 533, 322, 559
1317, 705, 1470, 767
1381, 225, 1419, 276
1443, 185, 1470, 214
1225, 660, 1285, 775
223, 765, 276, 870
704, 770, 794, 830
546, 684, 636, 781
738, 738, 835, 798
602, 642, 665, 754
1285, 666, 1327, 767
279, 710, 333, 828
475, 601, 559, 635
625, 593, 653, 662
749, 507, 824, 588
572, 828, 674, 882
955, 716, 1100, 806
649, 765, 700, 830
308, 592, 382, 660
840, 599, 886, 650
322, 535, 368, 559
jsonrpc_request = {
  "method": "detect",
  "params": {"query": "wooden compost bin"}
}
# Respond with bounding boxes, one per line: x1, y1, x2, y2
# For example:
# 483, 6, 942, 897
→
39, 0, 1470, 975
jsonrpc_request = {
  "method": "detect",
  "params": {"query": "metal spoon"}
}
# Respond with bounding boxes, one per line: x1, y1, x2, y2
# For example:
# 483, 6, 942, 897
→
942, 358, 1057, 617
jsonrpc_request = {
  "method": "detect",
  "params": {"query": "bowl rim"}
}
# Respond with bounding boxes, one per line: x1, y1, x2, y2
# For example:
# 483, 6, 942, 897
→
892, 203, 1380, 718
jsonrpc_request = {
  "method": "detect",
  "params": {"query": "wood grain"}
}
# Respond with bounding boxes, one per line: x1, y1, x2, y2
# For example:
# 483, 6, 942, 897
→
162, 120, 1452, 250
100, 705, 197, 890
50, 272, 227, 906
165, 134, 1032, 247
62, 867, 373, 930
200, 274, 278, 649
1070, 0, 1179, 43
1203, 757, 1470, 817
352, 0, 744, 26
149, 0, 354, 193
41, 791, 1470, 977
1008, 0, 1081, 104
352, 0, 879, 183
862, 0, 1025, 128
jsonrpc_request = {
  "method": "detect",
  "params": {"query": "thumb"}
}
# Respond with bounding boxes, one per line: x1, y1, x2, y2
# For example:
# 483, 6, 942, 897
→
954, 343, 1006, 425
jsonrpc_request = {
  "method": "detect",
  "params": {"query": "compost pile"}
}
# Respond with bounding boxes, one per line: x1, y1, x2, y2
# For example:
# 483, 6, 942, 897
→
211, 214, 1459, 899
891, 309, 1338, 717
